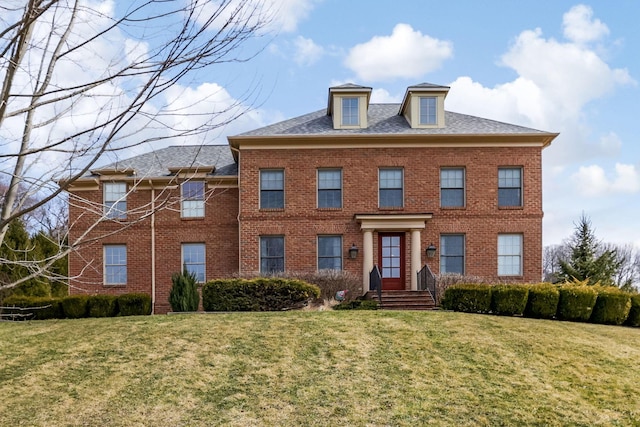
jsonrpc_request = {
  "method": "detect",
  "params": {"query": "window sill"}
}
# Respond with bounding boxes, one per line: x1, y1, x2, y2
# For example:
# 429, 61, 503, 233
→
259, 208, 285, 212
104, 284, 126, 287
497, 275, 523, 279
317, 207, 342, 211
498, 206, 524, 210
181, 216, 205, 220
440, 206, 466, 210
378, 207, 404, 211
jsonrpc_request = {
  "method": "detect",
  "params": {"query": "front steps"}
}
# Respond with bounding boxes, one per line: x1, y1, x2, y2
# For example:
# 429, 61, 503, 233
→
365, 290, 436, 310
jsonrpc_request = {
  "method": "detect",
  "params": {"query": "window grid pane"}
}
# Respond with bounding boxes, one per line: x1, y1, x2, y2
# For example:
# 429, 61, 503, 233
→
342, 98, 359, 126
440, 235, 464, 274
440, 168, 464, 207
260, 236, 284, 274
318, 170, 342, 208
181, 182, 205, 217
379, 169, 403, 208
419, 97, 437, 125
498, 234, 522, 276
261, 170, 284, 209
104, 183, 127, 219
105, 245, 127, 285
498, 168, 522, 206
182, 243, 205, 282
318, 236, 342, 270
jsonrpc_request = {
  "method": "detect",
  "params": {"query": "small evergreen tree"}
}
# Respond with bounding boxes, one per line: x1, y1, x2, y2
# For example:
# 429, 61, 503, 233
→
558, 214, 620, 286
169, 268, 200, 312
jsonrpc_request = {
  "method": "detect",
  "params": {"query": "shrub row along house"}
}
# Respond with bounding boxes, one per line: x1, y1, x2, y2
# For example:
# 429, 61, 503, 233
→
66, 83, 558, 313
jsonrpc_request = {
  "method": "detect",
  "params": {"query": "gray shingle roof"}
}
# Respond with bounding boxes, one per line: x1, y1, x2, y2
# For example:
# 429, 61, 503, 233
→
235, 104, 551, 137
93, 145, 236, 178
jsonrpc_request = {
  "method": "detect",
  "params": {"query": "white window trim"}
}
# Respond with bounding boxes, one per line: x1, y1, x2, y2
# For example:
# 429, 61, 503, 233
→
378, 168, 404, 208
260, 235, 286, 274
181, 181, 205, 218
317, 235, 343, 271
103, 182, 127, 219
440, 234, 465, 275
497, 234, 523, 276
317, 168, 343, 209
181, 243, 206, 282
440, 167, 466, 208
259, 169, 285, 210
341, 97, 360, 126
419, 96, 437, 125
498, 167, 523, 207
104, 244, 127, 286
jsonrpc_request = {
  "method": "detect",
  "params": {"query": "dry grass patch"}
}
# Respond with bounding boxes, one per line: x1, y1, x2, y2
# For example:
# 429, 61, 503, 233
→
1, 311, 639, 426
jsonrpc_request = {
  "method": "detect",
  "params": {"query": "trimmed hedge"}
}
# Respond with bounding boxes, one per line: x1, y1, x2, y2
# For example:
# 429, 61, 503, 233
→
557, 285, 598, 322
118, 293, 152, 316
202, 278, 321, 312
441, 284, 492, 313
87, 295, 119, 318
590, 287, 631, 326
490, 284, 528, 316
624, 295, 640, 327
61, 295, 90, 319
524, 283, 560, 319
2, 296, 63, 320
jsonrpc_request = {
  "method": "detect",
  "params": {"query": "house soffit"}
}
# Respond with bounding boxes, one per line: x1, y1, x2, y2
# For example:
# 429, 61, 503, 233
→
355, 213, 433, 231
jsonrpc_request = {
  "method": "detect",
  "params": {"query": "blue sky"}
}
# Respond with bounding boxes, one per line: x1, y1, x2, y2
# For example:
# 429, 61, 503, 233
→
89, 1, 639, 249
209, 0, 639, 249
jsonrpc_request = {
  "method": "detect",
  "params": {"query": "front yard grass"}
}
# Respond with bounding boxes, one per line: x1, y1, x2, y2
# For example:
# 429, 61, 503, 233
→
1, 310, 639, 426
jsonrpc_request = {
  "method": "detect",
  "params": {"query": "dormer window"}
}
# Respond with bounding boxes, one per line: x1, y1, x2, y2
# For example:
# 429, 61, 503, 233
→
342, 97, 359, 126
400, 83, 449, 129
419, 97, 437, 125
327, 84, 372, 130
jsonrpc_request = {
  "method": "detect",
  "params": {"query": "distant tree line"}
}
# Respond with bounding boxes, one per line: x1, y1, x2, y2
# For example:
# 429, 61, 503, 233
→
544, 214, 640, 291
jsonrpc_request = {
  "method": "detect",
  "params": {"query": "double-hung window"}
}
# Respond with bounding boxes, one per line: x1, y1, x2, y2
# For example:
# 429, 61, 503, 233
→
318, 236, 342, 270
498, 168, 522, 207
104, 182, 127, 219
181, 181, 205, 217
104, 245, 127, 285
440, 168, 465, 207
498, 234, 522, 276
260, 170, 284, 209
419, 96, 437, 125
341, 97, 359, 126
379, 168, 403, 208
182, 243, 205, 282
318, 169, 342, 208
260, 236, 284, 274
440, 235, 465, 275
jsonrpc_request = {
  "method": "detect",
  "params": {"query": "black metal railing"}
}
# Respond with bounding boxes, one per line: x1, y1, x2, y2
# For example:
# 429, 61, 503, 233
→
417, 264, 437, 303
369, 265, 382, 307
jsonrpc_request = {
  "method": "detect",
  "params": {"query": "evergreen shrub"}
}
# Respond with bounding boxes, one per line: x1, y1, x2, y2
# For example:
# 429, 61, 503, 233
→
2, 296, 63, 320
202, 278, 320, 311
118, 293, 152, 316
490, 284, 529, 316
624, 294, 640, 327
557, 285, 598, 322
169, 270, 200, 312
524, 283, 560, 319
87, 295, 119, 318
61, 295, 90, 319
590, 287, 631, 325
441, 284, 492, 313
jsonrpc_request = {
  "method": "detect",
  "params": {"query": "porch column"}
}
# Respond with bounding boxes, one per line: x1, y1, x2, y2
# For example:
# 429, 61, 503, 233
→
410, 229, 421, 291
362, 229, 374, 293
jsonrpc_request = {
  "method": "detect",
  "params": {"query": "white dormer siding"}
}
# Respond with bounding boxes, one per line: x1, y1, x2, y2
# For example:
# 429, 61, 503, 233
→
327, 84, 372, 130
399, 83, 449, 129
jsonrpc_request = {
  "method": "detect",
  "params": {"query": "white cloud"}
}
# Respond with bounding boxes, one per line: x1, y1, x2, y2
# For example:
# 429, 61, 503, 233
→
563, 4, 609, 44
571, 163, 640, 197
344, 23, 453, 82
194, 0, 317, 34
293, 36, 324, 66
370, 88, 402, 103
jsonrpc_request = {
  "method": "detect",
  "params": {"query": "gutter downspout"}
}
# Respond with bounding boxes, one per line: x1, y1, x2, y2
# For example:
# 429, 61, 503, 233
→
150, 180, 156, 314
230, 145, 241, 275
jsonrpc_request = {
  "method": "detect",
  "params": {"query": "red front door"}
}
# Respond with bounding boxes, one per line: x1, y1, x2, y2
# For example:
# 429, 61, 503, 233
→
378, 233, 405, 290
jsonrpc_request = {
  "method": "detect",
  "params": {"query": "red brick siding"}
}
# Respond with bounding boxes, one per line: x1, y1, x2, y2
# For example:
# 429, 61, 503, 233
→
239, 146, 543, 286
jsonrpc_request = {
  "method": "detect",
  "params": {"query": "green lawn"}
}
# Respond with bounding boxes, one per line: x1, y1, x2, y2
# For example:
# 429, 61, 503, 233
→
1, 311, 639, 426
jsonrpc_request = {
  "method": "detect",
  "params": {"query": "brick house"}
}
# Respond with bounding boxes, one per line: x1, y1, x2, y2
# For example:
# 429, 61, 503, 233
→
66, 83, 558, 313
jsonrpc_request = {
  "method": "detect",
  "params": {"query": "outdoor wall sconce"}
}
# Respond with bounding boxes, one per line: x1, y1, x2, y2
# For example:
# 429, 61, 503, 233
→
348, 243, 359, 259
426, 243, 437, 258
